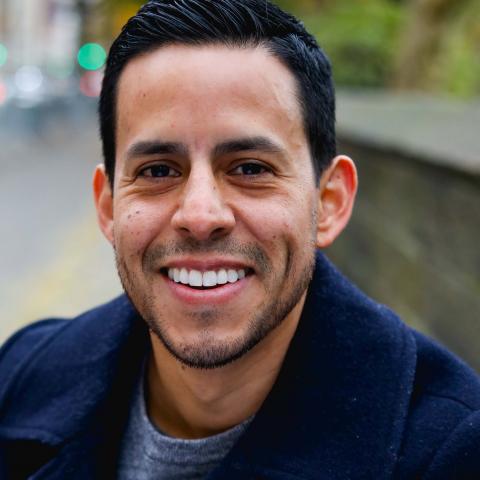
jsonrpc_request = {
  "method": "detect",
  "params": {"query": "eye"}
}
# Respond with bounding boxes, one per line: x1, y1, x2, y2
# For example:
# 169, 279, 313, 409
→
229, 162, 270, 176
138, 164, 181, 178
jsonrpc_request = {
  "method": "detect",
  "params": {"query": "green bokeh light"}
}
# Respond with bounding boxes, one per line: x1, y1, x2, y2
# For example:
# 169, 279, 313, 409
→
0, 44, 8, 68
77, 43, 106, 71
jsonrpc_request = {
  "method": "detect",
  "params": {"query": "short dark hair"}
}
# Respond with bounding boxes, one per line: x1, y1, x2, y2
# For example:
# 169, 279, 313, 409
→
99, 0, 336, 187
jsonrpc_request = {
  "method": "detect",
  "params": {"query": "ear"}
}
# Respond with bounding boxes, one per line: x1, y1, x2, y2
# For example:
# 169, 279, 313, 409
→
316, 155, 358, 248
93, 164, 114, 245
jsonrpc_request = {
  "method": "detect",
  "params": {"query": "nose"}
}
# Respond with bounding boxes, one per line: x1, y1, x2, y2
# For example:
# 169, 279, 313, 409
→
171, 165, 235, 241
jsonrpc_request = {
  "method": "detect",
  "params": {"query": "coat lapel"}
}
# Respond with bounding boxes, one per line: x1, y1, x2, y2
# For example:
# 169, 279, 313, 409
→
0, 296, 149, 479
210, 253, 417, 479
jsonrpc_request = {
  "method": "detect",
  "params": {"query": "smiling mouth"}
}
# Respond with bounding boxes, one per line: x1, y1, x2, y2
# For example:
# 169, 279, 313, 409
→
160, 267, 253, 290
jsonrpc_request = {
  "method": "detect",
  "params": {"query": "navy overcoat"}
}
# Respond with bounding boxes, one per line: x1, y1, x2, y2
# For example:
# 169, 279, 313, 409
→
1, 254, 480, 479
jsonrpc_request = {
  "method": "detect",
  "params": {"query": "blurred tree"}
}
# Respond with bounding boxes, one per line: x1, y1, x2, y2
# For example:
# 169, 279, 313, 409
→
100, 0, 142, 37
436, 2, 480, 96
75, 0, 89, 44
295, 0, 405, 88
393, 0, 473, 90
93, 0, 479, 97
76, 0, 112, 43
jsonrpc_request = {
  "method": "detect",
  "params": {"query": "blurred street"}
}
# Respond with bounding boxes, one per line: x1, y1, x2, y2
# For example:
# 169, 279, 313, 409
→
0, 98, 121, 342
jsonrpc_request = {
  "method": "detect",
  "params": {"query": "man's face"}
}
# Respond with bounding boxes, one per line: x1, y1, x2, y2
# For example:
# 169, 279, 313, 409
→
109, 44, 319, 368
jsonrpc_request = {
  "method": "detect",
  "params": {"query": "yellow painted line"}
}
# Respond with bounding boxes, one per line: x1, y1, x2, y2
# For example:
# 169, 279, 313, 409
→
2, 211, 120, 342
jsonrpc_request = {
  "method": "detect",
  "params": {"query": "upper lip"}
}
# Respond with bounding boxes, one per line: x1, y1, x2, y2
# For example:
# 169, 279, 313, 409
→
162, 258, 253, 272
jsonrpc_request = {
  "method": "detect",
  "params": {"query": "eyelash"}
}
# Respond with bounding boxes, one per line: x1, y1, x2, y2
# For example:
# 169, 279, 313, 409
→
138, 164, 181, 178
136, 161, 272, 181
229, 162, 271, 176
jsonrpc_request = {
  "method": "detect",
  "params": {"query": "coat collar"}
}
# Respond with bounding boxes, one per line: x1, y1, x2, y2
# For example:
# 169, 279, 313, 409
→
211, 253, 417, 479
0, 253, 417, 479
0, 295, 148, 444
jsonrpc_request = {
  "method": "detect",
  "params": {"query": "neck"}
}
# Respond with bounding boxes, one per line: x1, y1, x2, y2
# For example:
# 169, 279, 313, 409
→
146, 295, 306, 439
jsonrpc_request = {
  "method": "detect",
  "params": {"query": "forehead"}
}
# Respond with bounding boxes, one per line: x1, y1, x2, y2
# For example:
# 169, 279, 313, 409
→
115, 44, 306, 158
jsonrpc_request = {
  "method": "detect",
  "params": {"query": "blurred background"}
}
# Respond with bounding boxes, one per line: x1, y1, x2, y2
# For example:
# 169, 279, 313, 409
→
0, 0, 479, 368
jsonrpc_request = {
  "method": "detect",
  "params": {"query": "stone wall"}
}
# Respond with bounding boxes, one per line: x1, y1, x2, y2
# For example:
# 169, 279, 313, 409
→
327, 139, 480, 371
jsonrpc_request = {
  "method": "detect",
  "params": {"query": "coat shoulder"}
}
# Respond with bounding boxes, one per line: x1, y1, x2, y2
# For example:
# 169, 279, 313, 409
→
412, 330, 480, 410
0, 319, 68, 399
0, 295, 133, 411
395, 330, 480, 479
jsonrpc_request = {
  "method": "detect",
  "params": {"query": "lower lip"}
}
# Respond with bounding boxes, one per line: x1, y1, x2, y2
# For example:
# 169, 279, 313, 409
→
165, 275, 251, 306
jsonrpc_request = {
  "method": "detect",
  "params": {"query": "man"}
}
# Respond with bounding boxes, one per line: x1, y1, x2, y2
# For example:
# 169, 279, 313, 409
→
1, 0, 479, 478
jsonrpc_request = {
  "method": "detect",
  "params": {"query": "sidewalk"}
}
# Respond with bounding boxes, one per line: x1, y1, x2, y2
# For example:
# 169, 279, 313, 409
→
0, 102, 121, 343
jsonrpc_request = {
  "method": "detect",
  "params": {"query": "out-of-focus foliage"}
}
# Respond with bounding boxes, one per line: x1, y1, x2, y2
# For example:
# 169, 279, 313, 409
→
100, 0, 142, 37
98, 0, 480, 97
430, 0, 480, 97
277, 0, 480, 97
282, 0, 405, 88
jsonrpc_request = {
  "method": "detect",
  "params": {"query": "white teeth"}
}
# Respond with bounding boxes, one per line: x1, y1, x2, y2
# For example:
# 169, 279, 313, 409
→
227, 269, 238, 283
217, 269, 228, 285
189, 270, 203, 287
173, 268, 181, 283
180, 268, 189, 284
203, 271, 217, 287
168, 267, 248, 288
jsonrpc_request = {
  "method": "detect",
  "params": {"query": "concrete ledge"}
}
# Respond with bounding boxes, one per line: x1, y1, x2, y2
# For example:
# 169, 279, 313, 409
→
329, 95, 480, 370
337, 90, 480, 177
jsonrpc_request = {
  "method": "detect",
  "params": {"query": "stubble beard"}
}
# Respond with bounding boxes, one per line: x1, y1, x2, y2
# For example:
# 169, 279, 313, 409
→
115, 235, 316, 370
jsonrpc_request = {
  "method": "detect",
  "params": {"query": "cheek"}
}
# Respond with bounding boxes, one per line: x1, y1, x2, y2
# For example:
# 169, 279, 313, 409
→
113, 204, 168, 256
239, 195, 315, 248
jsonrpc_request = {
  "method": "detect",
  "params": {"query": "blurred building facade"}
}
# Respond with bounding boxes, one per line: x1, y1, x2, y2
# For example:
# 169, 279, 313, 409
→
0, 0, 85, 73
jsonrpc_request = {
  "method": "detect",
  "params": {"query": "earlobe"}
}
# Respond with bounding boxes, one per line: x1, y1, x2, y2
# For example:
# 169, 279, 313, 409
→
316, 155, 358, 248
93, 164, 115, 245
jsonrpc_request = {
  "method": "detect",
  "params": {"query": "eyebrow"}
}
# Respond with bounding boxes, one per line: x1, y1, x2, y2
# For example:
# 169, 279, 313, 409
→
213, 137, 284, 157
125, 141, 188, 161
124, 136, 285, 162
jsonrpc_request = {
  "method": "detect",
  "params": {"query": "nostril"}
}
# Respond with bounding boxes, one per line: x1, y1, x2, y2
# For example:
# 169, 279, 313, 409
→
210, 227, 228, 238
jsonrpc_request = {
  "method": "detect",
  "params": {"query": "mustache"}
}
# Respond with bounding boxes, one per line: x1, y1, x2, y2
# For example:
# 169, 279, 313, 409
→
142, 238, 272, 274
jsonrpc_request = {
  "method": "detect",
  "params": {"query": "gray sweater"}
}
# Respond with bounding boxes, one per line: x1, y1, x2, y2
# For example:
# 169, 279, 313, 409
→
117, 366, 253, 479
